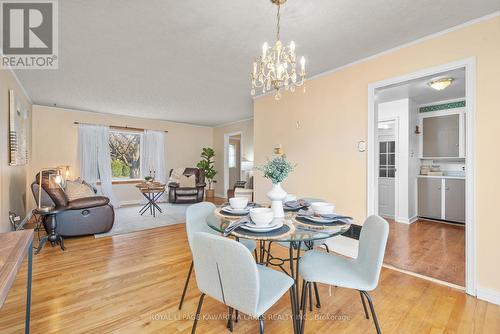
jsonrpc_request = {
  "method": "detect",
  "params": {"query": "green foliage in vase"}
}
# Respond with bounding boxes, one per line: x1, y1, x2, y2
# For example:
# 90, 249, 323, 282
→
197, 147, 217, 190
256, 155, 296, 184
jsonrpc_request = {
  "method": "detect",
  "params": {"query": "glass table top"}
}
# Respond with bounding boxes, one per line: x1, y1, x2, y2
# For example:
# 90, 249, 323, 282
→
206, 211, 351, 243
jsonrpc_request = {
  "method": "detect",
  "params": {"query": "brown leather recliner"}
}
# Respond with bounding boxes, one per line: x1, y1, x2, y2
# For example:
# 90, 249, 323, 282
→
168, 168, 206, 203
31, 171, 114, 236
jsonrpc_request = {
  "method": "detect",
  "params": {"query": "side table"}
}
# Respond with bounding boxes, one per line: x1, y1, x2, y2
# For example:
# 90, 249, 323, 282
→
34, 207, 67, 254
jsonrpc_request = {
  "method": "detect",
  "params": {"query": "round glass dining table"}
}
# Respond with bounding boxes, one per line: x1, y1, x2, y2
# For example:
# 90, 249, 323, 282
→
206, 209, 351, 334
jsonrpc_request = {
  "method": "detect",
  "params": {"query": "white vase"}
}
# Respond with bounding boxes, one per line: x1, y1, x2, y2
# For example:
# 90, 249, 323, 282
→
267, 183, 287, 218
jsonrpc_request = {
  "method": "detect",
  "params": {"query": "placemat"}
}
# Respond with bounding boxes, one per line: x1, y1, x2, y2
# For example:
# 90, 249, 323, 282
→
293, 216, 350, 229
214, 208, 249, 220
230, 221, 295, 240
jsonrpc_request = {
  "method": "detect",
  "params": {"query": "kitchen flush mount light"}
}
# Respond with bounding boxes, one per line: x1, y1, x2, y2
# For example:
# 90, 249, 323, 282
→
251, 0, 306, 100
428, 77, 454, 90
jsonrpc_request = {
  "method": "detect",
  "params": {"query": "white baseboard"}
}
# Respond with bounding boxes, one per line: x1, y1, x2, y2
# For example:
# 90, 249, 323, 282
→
395, 215, 418, 224
477, 287, 500, 306
120, 200, 142, 206
215, 193, 226, 199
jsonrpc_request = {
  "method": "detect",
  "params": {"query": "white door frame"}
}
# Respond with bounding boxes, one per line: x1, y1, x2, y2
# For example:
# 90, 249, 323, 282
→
377, 117, 399, 221
223, 131, 243, 197
367, 57, 476, 295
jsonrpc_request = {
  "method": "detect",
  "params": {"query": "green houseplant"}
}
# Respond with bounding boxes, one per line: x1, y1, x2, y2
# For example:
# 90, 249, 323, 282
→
197, 147, 217, 198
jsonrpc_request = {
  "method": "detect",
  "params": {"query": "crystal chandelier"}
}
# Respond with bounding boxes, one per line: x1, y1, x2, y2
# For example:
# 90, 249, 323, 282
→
251, 0, 306, 100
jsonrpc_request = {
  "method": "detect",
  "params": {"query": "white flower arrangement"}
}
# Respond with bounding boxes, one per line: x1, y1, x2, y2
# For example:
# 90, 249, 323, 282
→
256, 155, 296, 184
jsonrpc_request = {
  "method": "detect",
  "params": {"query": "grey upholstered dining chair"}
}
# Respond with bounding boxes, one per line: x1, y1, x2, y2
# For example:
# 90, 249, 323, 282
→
190, 232, 294, 334
298, 215, 389, 334
178, 202, 256, 310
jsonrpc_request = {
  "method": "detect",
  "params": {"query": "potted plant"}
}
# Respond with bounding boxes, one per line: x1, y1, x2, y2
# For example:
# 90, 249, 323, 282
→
256, 155, 296, 217
197, 147, 217, 198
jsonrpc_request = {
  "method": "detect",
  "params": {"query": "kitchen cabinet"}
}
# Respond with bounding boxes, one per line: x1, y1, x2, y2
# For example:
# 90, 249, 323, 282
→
444, 179, 466, 223
418, 177, 465, 223
422, 114, 460, 158
418, 178, 442, 220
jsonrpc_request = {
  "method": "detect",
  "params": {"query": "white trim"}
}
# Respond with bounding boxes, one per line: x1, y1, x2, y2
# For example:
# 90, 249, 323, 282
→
0, 48, 33, 103
368, 57, 476, 296
215, 117, 254, 128
253, 11, 499, 100
119, 200, 142, 206
395, 215, 419, 224
477, 288, 500, 306
215, 193, 226, 199
223, 131, 243, 197
418, 97, 466, 108
383, 264, 465, 291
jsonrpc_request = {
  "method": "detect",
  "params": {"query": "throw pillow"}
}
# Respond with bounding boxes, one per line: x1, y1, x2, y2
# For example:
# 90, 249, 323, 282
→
65, 180, 96, 201
168, 168, 185, 184
179, 174, 196, 188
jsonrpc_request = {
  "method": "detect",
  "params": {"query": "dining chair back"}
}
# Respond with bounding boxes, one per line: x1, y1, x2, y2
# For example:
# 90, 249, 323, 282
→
185, 202, 217, 251
192, 232, 260, 315
356, 215, 389, 291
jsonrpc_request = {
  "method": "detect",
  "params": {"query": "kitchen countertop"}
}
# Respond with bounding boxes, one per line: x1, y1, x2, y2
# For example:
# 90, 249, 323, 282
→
417, 175, 466, 179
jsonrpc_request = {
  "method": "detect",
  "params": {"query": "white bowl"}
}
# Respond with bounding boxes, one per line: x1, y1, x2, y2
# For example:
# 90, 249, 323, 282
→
250, 208, 274, 226
229, 197, 249, 210
310, 202, 335, 215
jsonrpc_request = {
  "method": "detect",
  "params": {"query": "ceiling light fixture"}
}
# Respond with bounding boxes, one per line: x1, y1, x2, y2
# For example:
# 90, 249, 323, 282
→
428, 77, 454, 90
251, 0, 306, 100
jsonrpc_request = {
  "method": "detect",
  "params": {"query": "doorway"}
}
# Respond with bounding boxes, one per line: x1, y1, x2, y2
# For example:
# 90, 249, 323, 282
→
224, 132, 243, 196
367, 58, 476, 295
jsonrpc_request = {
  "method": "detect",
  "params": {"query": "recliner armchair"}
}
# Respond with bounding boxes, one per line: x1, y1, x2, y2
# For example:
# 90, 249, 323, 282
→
168, 168, 206, 203
31, 171, 114, 236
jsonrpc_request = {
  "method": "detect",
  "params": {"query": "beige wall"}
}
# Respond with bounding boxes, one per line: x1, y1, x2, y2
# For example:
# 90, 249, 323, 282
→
254, 17, 500, 293
213, 119, 254, 197
0, 70, 32, 232
30, 105, 213, 207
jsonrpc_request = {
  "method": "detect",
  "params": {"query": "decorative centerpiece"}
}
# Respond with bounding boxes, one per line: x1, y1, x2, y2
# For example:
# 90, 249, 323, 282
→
256, 155, 295, 218
197, 147, 217, 198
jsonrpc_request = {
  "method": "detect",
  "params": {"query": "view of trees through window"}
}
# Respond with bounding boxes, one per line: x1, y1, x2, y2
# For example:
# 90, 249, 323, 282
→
109, 131, 142, 179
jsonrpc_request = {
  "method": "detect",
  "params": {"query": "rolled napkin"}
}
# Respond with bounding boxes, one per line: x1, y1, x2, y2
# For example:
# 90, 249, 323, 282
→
223, 216, 252, 236
297, 209, 353, 221
284, 199, 310, 209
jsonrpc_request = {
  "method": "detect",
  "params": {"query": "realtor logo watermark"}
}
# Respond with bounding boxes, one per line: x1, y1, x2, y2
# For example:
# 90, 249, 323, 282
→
1, 0, 58, 69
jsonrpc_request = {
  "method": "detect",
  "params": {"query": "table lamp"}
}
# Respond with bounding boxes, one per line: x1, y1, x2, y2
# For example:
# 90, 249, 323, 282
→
37, 166, 70, 212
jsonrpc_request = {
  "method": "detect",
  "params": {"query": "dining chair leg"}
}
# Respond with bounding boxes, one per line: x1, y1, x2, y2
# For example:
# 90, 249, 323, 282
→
361, 291, 381, 334
235, 310, 239, 323
300, 280, 306, 311
178, 260, 194, 310
259, 315, 265, 334
191, 293, 205, 334
254, 249, 258, 260
300, 282, 309, 334
227, 307, 234, 332
313, 282, 321, 308
359, 291, 369, 319
323, 243, 330, 253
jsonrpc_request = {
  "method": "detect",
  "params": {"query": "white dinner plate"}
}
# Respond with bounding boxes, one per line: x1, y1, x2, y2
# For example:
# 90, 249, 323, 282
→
221, 206, 250, 215
240, 220, 284, 232
300, 215, 336, 224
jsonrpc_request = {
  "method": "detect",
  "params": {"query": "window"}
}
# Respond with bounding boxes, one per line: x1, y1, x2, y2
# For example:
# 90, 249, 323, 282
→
228, 143, 236, 168
379, 141, 395, 178
109, 131, 142, 180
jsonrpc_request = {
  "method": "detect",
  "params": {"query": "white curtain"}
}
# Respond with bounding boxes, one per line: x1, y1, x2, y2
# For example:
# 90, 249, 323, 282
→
142, 130, 167, 184
78, 124, 119, 207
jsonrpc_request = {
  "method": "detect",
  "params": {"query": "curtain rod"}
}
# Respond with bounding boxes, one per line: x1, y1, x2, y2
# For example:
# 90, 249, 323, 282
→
73, 122, 168, 133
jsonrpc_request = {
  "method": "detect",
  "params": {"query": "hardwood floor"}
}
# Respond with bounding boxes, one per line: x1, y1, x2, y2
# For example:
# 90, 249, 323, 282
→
0, 216, 496, 333
384, 219, 465, 286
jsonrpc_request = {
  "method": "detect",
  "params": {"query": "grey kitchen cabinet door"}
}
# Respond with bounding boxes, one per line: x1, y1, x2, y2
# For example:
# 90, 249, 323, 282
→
445, 179, 466, 223
418, 178, 442, 219
423, 114, 460, 157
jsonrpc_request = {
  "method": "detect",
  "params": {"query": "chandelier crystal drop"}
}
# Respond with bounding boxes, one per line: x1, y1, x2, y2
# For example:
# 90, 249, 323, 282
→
251, 0, 306, 100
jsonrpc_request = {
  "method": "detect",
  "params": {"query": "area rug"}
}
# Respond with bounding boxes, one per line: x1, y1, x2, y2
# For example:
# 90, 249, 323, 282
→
94, 202, 190, 238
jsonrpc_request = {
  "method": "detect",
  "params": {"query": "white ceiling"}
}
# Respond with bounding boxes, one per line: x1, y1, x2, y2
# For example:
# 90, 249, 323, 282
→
14, 0, 499, 126
376, 68, 466, 105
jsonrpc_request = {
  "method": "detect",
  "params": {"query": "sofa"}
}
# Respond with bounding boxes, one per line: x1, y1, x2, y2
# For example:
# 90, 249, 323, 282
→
168, 168, 206, 203
31, 171, 114, 236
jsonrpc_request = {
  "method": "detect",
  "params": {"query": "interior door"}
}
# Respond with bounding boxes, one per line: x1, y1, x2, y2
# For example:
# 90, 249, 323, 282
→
378, 140, 396, 218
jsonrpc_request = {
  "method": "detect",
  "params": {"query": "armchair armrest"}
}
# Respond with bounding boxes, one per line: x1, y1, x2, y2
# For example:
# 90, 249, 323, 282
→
168, 182, 180, 188
69, 196, 110, 210
196, 182, 206, 188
